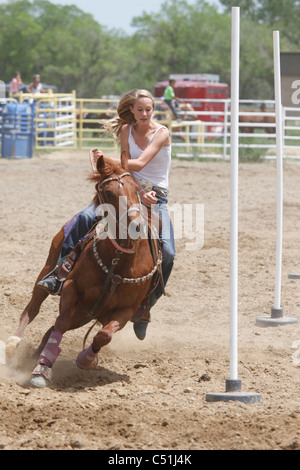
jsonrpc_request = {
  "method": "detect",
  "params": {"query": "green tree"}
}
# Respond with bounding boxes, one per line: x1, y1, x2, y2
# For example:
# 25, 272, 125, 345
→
129, 0, 274, 98
0, 0, 43, 81
130, 0, 232, 89
0, 0, 130, 97
220, 0, 300, 44
0, 0, 297, 99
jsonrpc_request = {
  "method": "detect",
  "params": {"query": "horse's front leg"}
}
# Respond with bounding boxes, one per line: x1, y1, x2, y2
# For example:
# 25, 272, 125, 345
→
76, 309, 133, 370
30, 327, 62, 388
30, 279, 77, 388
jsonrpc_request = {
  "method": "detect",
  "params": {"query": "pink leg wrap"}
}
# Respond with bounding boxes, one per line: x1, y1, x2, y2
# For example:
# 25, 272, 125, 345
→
40, 331, 62, 367
76, 344, 99, 370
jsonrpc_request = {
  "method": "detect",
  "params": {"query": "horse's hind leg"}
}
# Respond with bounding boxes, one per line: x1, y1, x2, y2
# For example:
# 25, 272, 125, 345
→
12, 283, 50, 339
6, 229, 64, 358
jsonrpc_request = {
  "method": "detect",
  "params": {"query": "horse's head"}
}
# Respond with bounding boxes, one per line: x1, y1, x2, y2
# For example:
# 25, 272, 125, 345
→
91, 151, 147, 248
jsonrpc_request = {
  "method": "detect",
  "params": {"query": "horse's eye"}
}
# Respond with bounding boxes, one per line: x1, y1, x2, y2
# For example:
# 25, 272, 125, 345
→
104, 190, 114, 200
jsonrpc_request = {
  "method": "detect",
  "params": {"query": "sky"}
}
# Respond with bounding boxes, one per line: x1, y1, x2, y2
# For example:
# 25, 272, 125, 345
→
47, 0, 220, 34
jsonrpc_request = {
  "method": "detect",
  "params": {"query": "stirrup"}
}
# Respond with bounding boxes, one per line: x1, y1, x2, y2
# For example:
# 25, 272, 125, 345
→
37, 272, 63, 295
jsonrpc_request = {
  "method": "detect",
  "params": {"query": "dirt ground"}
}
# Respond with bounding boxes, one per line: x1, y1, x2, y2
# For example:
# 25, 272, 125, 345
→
0, 149, 299, 451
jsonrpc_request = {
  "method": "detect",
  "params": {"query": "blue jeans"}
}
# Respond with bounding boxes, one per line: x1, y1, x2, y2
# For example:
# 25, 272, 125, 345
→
59, 203, 98, 261
165, 99, 180, 120
59, 198, 175, 302
152, 194, 175, 301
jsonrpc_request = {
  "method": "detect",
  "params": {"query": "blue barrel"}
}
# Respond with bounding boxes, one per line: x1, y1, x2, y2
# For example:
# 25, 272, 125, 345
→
1, 102, 35, 158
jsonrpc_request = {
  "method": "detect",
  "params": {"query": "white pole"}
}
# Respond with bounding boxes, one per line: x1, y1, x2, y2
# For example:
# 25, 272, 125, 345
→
273, 30, 283, 310
206, 6, 261, 402
256, 31, 297, 326
230, 6, 240, 381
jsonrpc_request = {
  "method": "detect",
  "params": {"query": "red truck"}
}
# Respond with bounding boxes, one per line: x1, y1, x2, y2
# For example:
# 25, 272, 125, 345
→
154, 74, 229, 133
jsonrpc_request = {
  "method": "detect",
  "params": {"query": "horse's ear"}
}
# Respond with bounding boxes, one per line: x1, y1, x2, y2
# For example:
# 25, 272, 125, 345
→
121, 150, 128, 170
96, 153, 105, 173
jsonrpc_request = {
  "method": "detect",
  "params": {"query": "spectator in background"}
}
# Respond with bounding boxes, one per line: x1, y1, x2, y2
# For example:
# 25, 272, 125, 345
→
163, 79, 184, 121
27, 74, 47, 94
10, 71, 23, 95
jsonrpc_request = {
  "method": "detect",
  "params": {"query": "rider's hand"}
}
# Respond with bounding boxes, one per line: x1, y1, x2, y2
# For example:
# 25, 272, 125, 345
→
141, 190, 157, 207
93, 148, 104, 160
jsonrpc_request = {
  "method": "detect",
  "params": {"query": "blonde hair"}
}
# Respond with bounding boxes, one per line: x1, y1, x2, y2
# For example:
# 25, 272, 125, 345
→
104, 89, 155, 141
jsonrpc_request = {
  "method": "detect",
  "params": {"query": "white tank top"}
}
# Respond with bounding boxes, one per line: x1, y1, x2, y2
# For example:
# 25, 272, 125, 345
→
129, 125, 171, 190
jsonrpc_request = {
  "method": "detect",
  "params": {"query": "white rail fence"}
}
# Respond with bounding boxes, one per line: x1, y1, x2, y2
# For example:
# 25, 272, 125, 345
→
1, 97, 300, 159
172, 99, 300, 160
32, 93, 76, 148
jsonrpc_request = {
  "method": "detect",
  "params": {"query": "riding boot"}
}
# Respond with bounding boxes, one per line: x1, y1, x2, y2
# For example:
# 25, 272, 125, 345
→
37, 246, 80, 295
37, 268, 63, 295
131, 295, 154, 341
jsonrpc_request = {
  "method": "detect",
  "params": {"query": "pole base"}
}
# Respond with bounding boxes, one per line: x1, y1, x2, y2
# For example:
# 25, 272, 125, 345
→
256, 307, 298, 327
206, 392, 261, 403
206, 379, 261, 404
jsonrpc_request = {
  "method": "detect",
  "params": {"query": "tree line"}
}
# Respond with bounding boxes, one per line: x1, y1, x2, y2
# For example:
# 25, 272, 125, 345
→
0, 0, 298, 99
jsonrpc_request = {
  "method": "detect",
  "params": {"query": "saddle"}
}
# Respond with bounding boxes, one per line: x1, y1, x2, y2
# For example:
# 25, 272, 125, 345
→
54, 227, 96, 284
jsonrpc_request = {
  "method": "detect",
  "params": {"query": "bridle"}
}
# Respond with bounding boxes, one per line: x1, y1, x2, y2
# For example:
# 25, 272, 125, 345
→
96, 171, 143, 255
98, 172, 132, 190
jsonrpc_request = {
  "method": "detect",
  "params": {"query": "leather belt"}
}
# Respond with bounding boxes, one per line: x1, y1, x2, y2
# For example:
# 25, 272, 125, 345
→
152, 186, 168, 198
136, 178, 168, 198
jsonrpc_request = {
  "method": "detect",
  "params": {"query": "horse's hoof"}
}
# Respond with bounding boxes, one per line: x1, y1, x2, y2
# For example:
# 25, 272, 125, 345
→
30, 374, 49, 388
30, 364, 52, 388
76, 345, 99, 370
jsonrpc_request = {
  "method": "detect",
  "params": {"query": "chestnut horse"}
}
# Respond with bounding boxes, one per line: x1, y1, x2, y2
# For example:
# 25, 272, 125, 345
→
6, 152, 161, 387
239, 104, 275, 134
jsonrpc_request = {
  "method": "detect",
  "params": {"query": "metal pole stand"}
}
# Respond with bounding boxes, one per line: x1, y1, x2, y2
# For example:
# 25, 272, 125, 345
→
256, 306, 298, 327
206, 379, 261, 404
288, 273, 300, 280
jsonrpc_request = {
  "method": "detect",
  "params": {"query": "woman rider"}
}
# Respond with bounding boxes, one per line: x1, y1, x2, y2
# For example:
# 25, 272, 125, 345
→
38, 89, 175, 340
